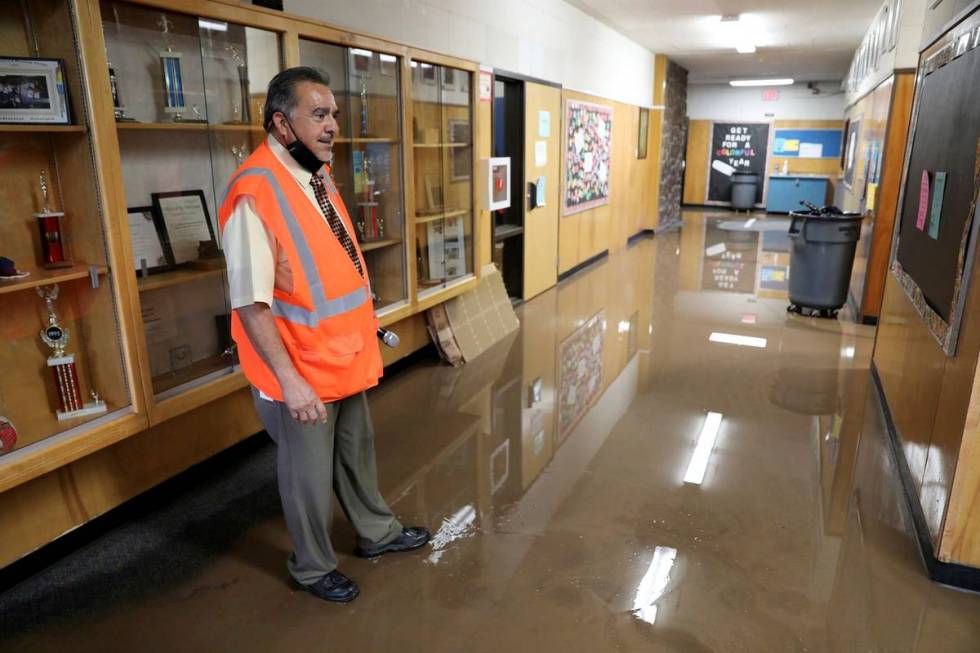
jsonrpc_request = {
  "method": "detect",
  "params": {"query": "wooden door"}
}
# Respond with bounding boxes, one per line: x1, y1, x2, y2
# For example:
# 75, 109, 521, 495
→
523, 82, 561, 300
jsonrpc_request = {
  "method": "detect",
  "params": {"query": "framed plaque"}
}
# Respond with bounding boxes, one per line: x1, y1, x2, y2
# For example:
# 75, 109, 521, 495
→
127, 206, 170, 274
0, 57, 71, 125
151, 190, 216, 265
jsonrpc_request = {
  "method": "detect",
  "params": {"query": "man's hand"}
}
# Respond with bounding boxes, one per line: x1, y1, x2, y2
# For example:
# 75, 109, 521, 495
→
236, 302, 328, 424
281, 373, 328, 424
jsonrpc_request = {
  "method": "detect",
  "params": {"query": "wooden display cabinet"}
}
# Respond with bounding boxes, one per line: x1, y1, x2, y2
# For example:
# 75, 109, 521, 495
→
0, 0, 482, 512
0, 0, 144, 489
410, 61, 476, 300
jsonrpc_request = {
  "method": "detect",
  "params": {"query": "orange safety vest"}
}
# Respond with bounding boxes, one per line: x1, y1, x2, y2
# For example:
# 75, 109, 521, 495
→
218, 142, 382, 402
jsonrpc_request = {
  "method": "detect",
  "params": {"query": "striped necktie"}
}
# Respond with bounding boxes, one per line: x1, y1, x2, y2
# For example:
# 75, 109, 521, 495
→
309, 173, 364, 278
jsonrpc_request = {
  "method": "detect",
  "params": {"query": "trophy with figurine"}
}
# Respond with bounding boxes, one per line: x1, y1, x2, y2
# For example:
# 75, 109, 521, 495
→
224, 44, 251, 125
159, 14, 205, 123
37, 285, 107, 421
35, 170, 71, 269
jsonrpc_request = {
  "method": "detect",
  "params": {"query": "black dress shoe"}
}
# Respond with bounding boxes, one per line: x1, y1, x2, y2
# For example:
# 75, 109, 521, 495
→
356, 526, 432, 559
302, 570, 360, 603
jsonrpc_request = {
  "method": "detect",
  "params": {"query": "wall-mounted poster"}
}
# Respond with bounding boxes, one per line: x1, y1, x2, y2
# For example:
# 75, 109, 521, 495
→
706, 122, 770, 205
558, 310, 604, 436
563, 99, 613, 216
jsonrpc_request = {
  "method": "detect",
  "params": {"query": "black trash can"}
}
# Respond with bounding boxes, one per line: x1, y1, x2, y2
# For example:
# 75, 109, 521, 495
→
731, 172, 759, 211
786, 203, 863, 318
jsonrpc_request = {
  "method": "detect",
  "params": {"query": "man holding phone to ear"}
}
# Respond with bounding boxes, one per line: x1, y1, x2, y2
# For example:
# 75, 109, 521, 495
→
218, 67, 429, 604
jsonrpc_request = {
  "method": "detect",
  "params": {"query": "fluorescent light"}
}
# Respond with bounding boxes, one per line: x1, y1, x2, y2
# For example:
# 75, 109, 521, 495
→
741, 314, 757, 324
730, 78, 793, 87
684, 412, 723, 485
743, 218, 756, 228
709, 332, 767, 348
379, 53, 397, 63
736, 44, 757, 54
632, 546, 678, 624
198, 18, 228, 31
350, 48, 373, 58
841, 345, 856, 359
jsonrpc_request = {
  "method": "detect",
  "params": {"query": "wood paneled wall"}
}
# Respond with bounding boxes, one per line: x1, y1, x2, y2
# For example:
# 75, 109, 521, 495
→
874, 239, 980, 565
558, 90, 661, 275
683, 119, 844, 205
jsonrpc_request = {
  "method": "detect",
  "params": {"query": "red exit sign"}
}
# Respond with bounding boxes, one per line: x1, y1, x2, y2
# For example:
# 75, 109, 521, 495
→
762, 88, 780, 102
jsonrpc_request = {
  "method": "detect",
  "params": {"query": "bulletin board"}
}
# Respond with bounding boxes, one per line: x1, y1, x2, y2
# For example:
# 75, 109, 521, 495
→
892, 34, 980, 355
772, 129, 843, 158
563, 99, 613, 215
706, 122, 771, 205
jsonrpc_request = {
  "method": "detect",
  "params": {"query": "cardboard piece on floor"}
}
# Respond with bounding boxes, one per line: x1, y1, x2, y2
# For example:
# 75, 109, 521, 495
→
426, 265, 520, 366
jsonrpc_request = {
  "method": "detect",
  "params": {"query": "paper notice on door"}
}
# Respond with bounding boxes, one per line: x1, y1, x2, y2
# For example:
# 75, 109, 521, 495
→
928, 171, 947, 239
916, 170, 930, 231
799, 142, 823, 158
535, 140, 548, 167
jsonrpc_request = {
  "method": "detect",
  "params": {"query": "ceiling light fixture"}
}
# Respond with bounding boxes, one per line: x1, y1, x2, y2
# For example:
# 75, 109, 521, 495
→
730, 78, 794, 87
736, 44, 757, 54
198, 18, 228, 31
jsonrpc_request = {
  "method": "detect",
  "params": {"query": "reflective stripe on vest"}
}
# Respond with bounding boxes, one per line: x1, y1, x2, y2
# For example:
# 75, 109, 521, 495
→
221, 167, 368, 326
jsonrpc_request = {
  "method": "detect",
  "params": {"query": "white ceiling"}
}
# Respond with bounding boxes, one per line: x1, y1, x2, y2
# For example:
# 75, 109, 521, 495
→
564, 0, 882, 84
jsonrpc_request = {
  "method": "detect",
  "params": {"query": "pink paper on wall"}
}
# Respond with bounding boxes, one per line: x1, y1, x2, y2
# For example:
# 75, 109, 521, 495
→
916, 170, 930, 231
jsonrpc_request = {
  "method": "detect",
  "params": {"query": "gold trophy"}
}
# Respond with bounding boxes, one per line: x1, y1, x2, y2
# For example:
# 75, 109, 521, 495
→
37, 285, 107, 420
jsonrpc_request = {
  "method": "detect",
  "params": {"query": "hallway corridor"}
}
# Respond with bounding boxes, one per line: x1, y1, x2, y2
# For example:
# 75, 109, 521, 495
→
3, 212, 980, 651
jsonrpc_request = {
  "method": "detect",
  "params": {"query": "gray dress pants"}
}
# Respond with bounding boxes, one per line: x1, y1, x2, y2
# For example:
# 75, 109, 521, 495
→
253, 387, 402, 585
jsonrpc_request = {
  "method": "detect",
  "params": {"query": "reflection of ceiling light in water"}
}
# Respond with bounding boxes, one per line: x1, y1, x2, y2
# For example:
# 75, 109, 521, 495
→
632, 546, 678, 624
618, 320, 632, 334
741, 314, 756, 324
684, 412, 723, 485
709, 332, 767, 348
744, 218, 756, 228
841, 345, 856, 359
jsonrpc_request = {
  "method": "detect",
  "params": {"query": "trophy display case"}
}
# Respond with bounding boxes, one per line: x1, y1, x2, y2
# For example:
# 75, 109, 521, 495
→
410, 61, 475, 298
298, 38, 408, 313
101, 1, 281, 398
0, 0, 132, 457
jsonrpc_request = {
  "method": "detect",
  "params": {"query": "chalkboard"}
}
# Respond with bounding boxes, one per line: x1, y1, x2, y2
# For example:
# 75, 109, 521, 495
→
707, 122, 770, 204
895, 44, 980, 324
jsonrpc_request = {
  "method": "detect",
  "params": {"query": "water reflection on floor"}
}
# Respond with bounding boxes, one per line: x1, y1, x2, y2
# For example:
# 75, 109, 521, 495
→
3, 210, 980, 651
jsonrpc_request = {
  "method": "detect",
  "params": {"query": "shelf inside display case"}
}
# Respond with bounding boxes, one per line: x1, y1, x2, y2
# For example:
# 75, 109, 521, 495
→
152, 353, 235, 395
412, 143, 469, 148
0, 125, 87, 134
415, 209, 470, 223
136, 266, 225, 293
360, 238, 402, 252
335, 137, 398, 144
0, 265, 108, 296
116, 123, 264, 133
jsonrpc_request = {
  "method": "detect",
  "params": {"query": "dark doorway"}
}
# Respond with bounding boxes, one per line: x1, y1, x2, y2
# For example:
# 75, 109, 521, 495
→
492, 75, 525, 302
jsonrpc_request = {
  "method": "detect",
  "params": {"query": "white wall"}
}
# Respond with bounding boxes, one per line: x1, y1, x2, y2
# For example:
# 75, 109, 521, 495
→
284, 0, 656, 107
687, 82, 846, 122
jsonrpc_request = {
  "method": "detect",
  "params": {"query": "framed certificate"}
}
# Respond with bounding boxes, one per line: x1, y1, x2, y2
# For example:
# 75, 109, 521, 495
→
151, 190, 216, 265
127, 206, 170, 274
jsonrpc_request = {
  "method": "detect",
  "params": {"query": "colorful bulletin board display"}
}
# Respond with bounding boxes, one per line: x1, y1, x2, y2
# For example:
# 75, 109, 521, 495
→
891, 27, 980, 356
563, 99, 613, 216
843, 119, 862, 188
772, 129, 843, 159
558, 310, 604, 436
706, 122, 771, 205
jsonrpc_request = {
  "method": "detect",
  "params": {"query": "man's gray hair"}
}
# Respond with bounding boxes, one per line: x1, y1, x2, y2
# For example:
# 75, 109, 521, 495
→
263, 66, 331, 131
